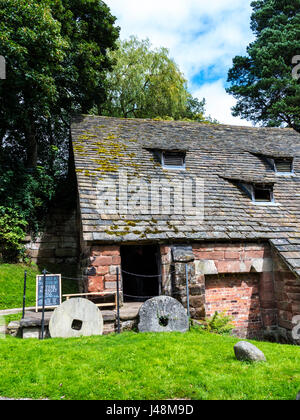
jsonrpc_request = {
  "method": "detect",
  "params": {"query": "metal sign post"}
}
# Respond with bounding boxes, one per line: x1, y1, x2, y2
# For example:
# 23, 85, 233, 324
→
22, 270, 27, 319
185, 263, 190, 319
116, 267, 121, 334
41, 269, 46, 340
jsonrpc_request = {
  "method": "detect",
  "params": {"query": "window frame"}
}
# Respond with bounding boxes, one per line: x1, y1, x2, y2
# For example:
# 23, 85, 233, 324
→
266, 157, 294, 176
161, 150, 186, 170
238, 182, 275, 205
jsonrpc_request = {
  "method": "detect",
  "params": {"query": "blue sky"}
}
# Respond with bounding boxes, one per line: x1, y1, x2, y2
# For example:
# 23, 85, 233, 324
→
105, 0, 255, 125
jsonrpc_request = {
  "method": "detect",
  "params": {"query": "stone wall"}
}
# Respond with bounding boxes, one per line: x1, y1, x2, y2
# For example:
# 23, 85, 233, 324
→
272, 247, 300, 343
160, 245, 205, 319
24, 208, 79, 272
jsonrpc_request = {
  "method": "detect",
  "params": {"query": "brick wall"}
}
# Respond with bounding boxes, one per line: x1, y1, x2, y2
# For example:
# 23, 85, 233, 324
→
205, 273, 263, 338
82, 240, 299, 343
193, 242, 277, 339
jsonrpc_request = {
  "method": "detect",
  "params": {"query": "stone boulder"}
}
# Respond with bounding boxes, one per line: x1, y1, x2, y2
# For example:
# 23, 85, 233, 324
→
138, 296, 189, 333
234, 341, 266, 362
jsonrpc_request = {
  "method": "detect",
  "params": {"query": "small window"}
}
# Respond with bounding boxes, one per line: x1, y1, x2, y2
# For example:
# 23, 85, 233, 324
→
162, 151, 186, 169
253, 187, 272, 202
237, 182, 274, 204
250, 183, 274, 204
273, 158, 294, 174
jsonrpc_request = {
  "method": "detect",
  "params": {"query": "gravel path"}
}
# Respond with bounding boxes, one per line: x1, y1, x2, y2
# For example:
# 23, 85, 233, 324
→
0, 307, 35, 316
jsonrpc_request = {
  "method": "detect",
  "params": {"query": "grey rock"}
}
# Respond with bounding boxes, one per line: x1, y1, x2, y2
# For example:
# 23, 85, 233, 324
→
234, 341, 266, 362
138, 296, 189, 333
20, 312, 52, 328
23, 328, 40, 339
296, 391, 300, 401
7, 321, 21, 337
120, 320, 137, 332
102, 310, 116, 322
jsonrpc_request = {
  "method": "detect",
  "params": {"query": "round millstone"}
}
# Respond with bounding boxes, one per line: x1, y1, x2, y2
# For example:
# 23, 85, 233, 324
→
138, 296, 189, 333
49, 298, 103, 338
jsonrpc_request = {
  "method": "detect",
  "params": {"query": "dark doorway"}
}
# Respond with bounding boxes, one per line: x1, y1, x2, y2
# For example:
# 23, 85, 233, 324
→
121, 245, 161, 302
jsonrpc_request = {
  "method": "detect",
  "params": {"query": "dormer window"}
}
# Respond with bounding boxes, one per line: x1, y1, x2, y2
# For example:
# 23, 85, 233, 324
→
253, 185, 273, 203
161, 151, 186, 169
273, 157, 294, 175
264, 156, 294, 175
251, 152, 295, 176
237, 182, 275, 204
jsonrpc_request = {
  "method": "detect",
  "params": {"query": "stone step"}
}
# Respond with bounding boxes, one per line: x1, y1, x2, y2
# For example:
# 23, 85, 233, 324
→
6, 303, 142, 337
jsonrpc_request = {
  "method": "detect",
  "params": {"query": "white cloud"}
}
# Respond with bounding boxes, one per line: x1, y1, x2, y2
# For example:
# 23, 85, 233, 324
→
193, 80, 252, 126
105, 0, 255, 126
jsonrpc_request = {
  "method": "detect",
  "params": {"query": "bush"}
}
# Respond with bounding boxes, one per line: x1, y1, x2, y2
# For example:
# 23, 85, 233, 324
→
204, 311, 234, 335
0, 207, 27, 262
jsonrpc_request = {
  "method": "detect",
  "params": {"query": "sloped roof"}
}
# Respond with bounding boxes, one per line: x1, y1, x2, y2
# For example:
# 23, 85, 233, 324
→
71, 115, 300, 277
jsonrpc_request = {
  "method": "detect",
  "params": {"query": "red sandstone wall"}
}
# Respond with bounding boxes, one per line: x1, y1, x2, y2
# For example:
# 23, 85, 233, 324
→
272, 248, 300, 333
88, 245, 121, 293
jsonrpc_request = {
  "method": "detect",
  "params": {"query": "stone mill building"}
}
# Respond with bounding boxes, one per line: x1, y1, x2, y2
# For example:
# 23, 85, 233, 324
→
68, 115, 300, 342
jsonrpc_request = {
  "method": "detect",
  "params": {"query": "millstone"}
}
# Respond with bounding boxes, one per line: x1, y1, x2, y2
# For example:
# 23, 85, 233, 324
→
138, 296, 189, 333
49, 298, 103, 338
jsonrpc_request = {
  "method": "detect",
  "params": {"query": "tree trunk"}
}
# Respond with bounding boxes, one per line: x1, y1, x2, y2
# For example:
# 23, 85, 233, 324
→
25, 124, 38, 169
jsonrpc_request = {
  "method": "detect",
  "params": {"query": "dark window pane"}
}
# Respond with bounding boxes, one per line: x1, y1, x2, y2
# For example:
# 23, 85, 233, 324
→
254, 188, 272, 202
163, 152, 185, 167
274, 158, 293, 173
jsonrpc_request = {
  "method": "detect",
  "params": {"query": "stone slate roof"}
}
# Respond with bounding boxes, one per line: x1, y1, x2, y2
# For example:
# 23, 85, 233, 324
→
71, 115, 300, 277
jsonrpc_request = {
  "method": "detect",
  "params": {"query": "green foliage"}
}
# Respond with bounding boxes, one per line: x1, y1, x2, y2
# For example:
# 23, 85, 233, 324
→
0, 156, 60, 236
0, 208, 27, 262
0, 0, 120, 165
101, 36, 214, 122
227, 0, 300, 132
0, 0, 119, 257
204, 311, 235, 335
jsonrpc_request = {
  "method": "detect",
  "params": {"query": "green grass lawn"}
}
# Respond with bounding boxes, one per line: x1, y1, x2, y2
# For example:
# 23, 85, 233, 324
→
0, 264, 79, 310
0, 264, 40, 310
0, 329, 299, 400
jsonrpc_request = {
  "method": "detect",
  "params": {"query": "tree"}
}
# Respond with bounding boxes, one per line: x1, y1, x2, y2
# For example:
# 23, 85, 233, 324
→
0, 0, 67, 168
101, 36, 209, 121
227, 0, 300, 132
0, 0, 119, 168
